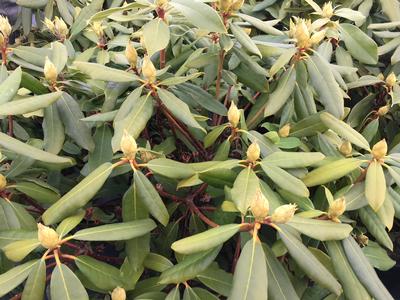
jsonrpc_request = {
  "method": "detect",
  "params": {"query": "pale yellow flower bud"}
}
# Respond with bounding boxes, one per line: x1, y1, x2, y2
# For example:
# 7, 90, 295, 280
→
270, 204, 297, 224
328, 197, 346, 222
386, 72, 397, 88
231, 0, 244, 11
37, 223, 59, 249
378, 105, 390, 116
295, 19, 311, 49
228, 102, 240, 128
0, 33, 4, 49
125, 42, 138, 67
278, 124, 291, 137
377, 73, 385, 81
0, 16, 12, 38
371, 139, 387, 160
250, 190, 269, 221
120, 130, 137, 160
339, 141, 352, 157
310, 30, 325, 45
0, 174, 6, 191
111, 287, 126, 300
44, 57, 58, 83
247, 142, 260, 162
321, 2, 334, 18
155, 0, 168, 7
44, 18, 55, 33
288, 19, 296, 38
219, 0, 232, 12
91, 22, 104, 37
142, 55, 157, 83
54, 17, 68, 40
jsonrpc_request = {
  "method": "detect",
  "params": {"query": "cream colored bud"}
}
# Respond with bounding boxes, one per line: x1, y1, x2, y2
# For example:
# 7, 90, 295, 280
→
228, 102, 240, 128
91, 22, 104, 37
288, 18, 296, 38
250, 190, 269, 221
243, 28, 252, 35
231, 0, 244, 11
44, 18, 55, 33
295, 19, 311, 49
377, 73, 385, 81
270, 204, 297, 224
310, 30, 325, 45
37, 223, 59, 249
44, 57, 58, 83
386, 72, 397, 88
247, 142, 260, 162
0, 16, 12, 38
219, 0, 232, 12
371, 139, 387, 160
54, 17, 68, 40
142, 55, 157, 83
125, 42, 138, 67
111, 287, 126, 300
120, 130, 138, 160
155, 0, 168, 7
0, 33, 4, 49
321, 2, 334, 18
339, 141, 352, 157
328, 197, 346, 222
378, 105, 390, 116
0, 174, 6, 191
278, 124, 290, 137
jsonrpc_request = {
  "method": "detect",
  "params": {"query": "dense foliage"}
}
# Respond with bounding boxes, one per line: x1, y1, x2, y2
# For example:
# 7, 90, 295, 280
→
0, 0, 399, 299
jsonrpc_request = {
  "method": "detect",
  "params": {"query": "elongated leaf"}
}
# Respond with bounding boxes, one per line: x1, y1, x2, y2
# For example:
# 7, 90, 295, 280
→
43, 103, 65, 154
0, 92, 62, 115
287, 216, 352, 241
302, 158, 362, 186
42, 163, 113, 225
0, 132, 73, 166
265, 66, 296, 117
325, 241, 371, 300
50, 264, 89, 300
365, 160, 386, 211
0, 67, 22, 105
230, 23, 262, 57
72, 219, 156, 241
172, 224, 241, 254
74, 61, 140, 82
56, 210, 85, 238
134, 170, 169, 226
231, 167, 260, 214
343, 183, 368, 210
362, 241, 396, 271
0, 230, 36, 248
69, 0, 105, 38
3, 239, 40, 262
21, 259, 46, 300
359, 207, 393, 250
197, 267, 232, 297
278, 225, 342, 295
15, 181, 60, 205
230, 238, 268, 300
262, 164, 309, 197
0, 260, 38, 297
342, 237, 393, 300
147, 158, 195, 179
143, 18, 170, 57
261, 152, 325, 168
159, 246, 221, 284
170, 0, 226, 33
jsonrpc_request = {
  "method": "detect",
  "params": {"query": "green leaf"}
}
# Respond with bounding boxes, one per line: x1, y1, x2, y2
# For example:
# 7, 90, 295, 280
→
56, 210, 86, 238
204, 125, 228, 148
159, 246, 221, 284
21, 259, 46, 300
158, 89, 204, 132
75, 256, 123, 291
143, 18, 170, 57
342, 236, 393, 300
362, 241, 396, 271
306, 55, 344, 118
261, 164, 309, 197
0, 260, 38, 297
50, 264, 89, 300
287, 216, 352, 241
263, 244, 299, 300
231, 167, 260, 214
134, 170, 169, 226
16, 0, 48, 8
42, 162, 113, 225
15, 180, 60, 205
325, 241, 371, 300
278, 225, 342, 295
377, 192, 395, 230
74, 61, 140, 82
0, 67, 22, 105
144, 253, 173, 273
43, 103, 65, 154
197, 267, 232, 297
264, 66, 296, 117
261, 151, 325, 168
172, 224, 241, 254
72, 219, 156, 241
359, 206, 393, 250
302, 158, 362, 187
343, 183, 368, 210
147, 158, 196, 179
0, 91, 62, 115
365, 160, 386, 211
340, 24, 378, 65
3, 239, 40, 262
170, 0, 226, 33
230, 23, 262, 58
0, 230, 36, 248
69, 0, 105, 39
230, 238, 268, 300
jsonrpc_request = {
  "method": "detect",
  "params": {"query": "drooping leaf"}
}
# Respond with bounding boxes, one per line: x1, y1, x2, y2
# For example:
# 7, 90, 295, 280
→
50, 264, 89, 300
